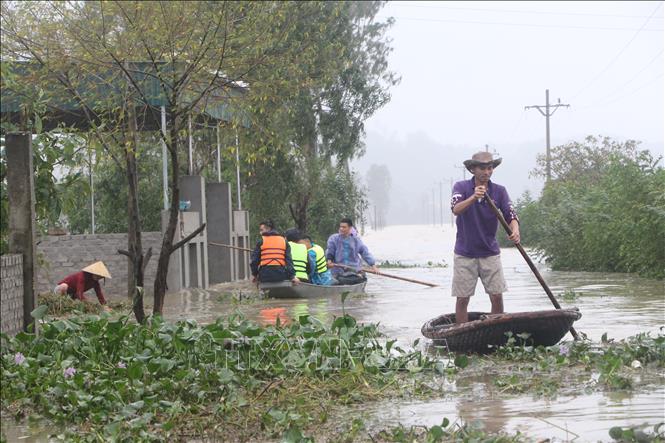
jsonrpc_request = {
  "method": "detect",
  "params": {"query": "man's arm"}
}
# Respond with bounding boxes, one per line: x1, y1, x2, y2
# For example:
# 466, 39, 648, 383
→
499, 188, 520, 244
307, 250, 317, 279
250, 239, 262, 277
326, 235, 337, 267
284, 243, 297, 281
357, 238, 377, 271
452, 185, 487, 216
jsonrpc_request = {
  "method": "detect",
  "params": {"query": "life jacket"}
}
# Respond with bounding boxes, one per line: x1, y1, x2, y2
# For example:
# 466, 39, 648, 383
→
310, 243, 328, 274
289, 241, 309, 280
259, 235, 287, 267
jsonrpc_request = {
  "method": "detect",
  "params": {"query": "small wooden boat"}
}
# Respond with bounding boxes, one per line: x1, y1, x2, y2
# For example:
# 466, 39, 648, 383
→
259, 281, 366, 298
421, 308, 582, 353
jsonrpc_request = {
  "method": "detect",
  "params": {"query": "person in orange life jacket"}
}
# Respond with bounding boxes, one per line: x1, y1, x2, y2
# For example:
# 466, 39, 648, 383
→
250, 219, 299, 284
284, 228, 316, 284
53, 261, 113, 312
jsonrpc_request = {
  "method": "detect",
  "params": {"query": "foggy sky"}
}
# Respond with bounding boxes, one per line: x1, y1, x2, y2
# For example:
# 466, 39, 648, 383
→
354, 1, 664, 225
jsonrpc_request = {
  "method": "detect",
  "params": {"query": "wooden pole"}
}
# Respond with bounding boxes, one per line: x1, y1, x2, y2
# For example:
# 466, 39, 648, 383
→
210, 242, 440, 288
484, 191, 580, 340
332, 263, 439, 288
210, 241, 252, 252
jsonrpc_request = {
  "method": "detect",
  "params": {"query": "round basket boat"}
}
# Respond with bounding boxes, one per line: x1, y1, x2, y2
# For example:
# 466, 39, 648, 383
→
421, 308, 582, 354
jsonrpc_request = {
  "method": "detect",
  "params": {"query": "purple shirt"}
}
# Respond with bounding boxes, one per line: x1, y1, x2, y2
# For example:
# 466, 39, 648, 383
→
451, 178, 518, 258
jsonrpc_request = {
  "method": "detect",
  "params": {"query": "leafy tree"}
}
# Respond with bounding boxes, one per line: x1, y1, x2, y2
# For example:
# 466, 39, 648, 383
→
239, 1, 398, 233
514, 136, 664, 278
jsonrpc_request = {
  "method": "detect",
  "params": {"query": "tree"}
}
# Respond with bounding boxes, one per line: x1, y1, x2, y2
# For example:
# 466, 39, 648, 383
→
239, 1, 398, 233
520, 136, 665, 278
2, 1, 392, 318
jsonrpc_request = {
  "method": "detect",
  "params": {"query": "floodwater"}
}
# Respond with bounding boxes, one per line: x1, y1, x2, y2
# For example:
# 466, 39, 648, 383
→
4, 224, 664, 441
158, 224, 664, 441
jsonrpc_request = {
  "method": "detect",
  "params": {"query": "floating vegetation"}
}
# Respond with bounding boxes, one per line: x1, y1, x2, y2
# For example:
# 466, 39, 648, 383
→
482, 330, 665, 394
557, 289, 581, 301
1, 311, 447, 441
371, 417, 526, 442
378, 260, 448, 269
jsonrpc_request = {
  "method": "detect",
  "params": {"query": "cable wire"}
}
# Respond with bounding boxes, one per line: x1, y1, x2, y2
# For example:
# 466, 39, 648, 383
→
571, 2, 663, 100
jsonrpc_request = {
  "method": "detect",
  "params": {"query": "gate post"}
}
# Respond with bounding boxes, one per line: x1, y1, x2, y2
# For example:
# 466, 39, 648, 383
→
6, 132, 37, 332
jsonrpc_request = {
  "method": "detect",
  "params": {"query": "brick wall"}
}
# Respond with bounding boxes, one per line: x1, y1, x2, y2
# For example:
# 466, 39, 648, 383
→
1, 254, 24, 336
35, 232, 163, 299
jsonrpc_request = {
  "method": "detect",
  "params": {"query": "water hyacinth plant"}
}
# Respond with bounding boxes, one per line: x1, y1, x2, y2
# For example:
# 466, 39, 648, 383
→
1, 312, 440, 441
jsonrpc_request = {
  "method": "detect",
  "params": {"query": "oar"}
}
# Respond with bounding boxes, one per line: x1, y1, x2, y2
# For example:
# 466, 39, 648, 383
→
211, 241, 440, 288
210, 241, 252, 252
332, 263, 439, 288
484, 191, 581, 340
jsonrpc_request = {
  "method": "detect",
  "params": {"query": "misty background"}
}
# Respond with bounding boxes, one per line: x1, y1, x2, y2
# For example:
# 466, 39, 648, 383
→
354, 1, 664, 226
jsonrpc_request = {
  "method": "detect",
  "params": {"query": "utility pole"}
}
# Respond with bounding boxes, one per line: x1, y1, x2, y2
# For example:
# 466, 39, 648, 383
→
438, 181, 443, 227
431, 188, 436, 227
525, 89, 570, 182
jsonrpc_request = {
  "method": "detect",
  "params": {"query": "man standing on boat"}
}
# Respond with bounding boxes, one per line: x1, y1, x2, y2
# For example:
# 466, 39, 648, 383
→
326, 217, 378, 285
250, 220, 299, 284
451, 152, 520, 323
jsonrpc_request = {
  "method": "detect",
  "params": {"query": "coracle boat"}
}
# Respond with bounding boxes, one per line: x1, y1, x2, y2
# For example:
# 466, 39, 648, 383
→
421, 308, 582, 353
259, 281, 366, 298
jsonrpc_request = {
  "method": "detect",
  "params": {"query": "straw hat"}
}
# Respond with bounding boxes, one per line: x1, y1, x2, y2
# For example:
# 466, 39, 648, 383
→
463, 152, 503, 172
82, 261, 112, 279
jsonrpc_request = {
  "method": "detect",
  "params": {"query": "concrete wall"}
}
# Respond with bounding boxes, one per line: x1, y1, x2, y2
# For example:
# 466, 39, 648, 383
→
35, 232, 163, 298
1, 254, 24, 336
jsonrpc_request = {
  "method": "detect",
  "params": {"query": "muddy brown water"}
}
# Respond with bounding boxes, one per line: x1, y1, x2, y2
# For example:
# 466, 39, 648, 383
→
4, 225, 664, 441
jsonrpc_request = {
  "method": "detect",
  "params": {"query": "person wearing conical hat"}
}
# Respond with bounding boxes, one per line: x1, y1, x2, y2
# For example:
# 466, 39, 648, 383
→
450, 152, 520, 324
53, 261, 112, 310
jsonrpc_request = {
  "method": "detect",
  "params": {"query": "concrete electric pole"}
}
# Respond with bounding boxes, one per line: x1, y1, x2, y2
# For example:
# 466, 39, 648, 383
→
525, 89, 570, 182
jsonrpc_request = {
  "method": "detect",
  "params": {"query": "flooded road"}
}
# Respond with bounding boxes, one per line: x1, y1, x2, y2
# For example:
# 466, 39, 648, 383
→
158, 224, 665, 441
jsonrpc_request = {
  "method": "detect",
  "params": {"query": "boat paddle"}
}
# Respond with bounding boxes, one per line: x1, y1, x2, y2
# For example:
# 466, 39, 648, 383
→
332, 263, 439, 288
484, 191, 581, 340
211, 243, 440, 288
210, 241, 252, 252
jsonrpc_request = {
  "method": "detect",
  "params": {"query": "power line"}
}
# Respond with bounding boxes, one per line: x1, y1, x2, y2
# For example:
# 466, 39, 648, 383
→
379, 14, 664, 32
578, 48, 664, 109
571, 2, 663, 100
584, 72, 664, 109
391, 3, 665, 20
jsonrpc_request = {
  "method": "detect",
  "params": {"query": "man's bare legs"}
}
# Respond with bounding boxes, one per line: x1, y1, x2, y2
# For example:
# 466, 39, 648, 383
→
455, 297, 470, 323
489, 293, 504, 314
456, 294, 503, 324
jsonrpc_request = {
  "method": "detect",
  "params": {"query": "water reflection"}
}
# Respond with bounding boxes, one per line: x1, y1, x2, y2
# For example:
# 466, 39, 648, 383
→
356, 385, 665, 441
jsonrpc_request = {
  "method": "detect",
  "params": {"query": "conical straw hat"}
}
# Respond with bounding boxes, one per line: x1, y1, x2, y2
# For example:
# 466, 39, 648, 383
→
82, 261, 112, 279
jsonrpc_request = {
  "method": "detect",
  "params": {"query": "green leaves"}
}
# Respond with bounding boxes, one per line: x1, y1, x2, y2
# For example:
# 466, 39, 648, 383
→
1, 312, 436, 440
30, 305, 48, 320
514, 137, 665, 278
